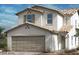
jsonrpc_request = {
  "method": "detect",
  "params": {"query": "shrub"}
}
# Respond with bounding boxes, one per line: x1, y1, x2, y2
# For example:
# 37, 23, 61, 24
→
0, 26, 7, 51
76, 47, 79, 50
0, 33, 7, 51
0, 40, 7, 49
64, 49, 76, 53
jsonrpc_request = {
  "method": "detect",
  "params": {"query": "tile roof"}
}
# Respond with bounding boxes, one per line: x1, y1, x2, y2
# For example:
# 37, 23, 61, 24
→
16, 5, 79, 16
31, 5, 79, 16
16, 5, 63, 16
5, 22, 58, 34
60, 25, 73, 32
59, 8, 79, 15
16, 8, 43, 15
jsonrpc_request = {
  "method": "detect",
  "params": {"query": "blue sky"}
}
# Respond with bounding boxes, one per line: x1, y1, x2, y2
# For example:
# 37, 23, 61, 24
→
0, 4, 79, 29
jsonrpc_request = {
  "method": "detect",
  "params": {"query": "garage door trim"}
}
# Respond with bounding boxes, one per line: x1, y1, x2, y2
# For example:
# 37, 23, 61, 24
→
12, 36, 45, 52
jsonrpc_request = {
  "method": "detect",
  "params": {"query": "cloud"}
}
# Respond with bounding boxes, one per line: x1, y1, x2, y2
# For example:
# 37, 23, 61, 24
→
42, 4, 60, 9
0, 13, 18, 29
0, 4, 33, 29
0, 19, 15, 25
1, 4, 78, 29
33, 4, 60, 9
0, 13, 17, 21
0, 5, 18, 14
0, 4, 60, 29
4, 8, 17, 14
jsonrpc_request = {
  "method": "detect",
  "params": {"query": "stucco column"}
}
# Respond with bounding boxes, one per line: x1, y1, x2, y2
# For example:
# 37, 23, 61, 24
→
7, 36, 12, 51
76, 37, 78, 47
65, 38, 69, 49
45, 35, 51, 52
45, 34, 55, 52
53, 35, 59, 51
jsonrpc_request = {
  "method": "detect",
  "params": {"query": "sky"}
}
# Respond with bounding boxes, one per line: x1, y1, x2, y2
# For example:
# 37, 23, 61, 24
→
1, 4, 79, 30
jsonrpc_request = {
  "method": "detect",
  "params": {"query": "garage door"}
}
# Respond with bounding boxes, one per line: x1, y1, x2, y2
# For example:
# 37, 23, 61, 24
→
12, 36, 45, 52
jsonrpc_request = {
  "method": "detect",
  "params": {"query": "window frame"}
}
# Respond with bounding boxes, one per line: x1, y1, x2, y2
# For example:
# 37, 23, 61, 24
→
75, 20, 77, 28
47, 14, 53, 25
71, 36, 73, 46
75, 37, 76, 46
26, 14, 35, 23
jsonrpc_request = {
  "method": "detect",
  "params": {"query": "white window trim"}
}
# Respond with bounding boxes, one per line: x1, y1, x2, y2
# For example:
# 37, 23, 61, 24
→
46, 14, 53, 25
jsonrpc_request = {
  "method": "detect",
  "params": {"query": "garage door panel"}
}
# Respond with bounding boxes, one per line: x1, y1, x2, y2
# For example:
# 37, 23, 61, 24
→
12, 36, 45, 52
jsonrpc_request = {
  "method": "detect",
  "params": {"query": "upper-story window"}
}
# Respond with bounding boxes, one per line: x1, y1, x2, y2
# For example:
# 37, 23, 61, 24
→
65, 16, 70, 25
26, 14, 35, 23
47, 14, 53, 24
75, 20, 77, 28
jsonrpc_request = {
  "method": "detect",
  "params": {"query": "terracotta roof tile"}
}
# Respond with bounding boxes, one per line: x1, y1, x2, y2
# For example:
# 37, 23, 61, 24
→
60, 25, 73, 32
59, 8, 79, 15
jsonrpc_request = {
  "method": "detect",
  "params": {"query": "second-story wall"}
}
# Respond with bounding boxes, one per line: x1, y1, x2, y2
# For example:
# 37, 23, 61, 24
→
40, 12, 58, 30
17, 11, 58, 30
18, 15, 24, 25
18, 14, 43, 26
35, 14, 42, 26
17, 8, 64, 31
71, 12, 79, 28
56, 14, 63, 31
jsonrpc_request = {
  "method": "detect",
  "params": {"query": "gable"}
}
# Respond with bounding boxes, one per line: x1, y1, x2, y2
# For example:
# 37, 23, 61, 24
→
16, 6, 63, 16
7, 23, 53, 37
32, 6, 63, 16
16, 8, 43, 15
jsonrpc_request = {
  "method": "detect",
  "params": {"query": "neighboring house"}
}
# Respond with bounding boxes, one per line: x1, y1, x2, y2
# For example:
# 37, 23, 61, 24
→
5, 5, 79, 52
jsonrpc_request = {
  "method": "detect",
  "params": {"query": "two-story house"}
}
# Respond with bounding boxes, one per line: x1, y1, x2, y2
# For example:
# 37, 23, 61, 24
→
5, 5, 79, 52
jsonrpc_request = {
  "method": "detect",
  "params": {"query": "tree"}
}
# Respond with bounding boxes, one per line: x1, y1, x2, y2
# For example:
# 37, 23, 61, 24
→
75, 28, 79, 37
75, 28, 79, 50
0, 26, 7, 50
0, 26, 4, 40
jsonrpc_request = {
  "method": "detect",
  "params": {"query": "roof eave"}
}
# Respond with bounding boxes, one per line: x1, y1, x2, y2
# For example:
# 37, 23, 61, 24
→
16, 8, 43, 15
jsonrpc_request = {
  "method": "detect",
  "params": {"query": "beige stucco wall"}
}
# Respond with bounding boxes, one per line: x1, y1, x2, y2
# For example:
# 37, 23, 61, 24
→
17, 10, 63, 31
18, 15, 24, 25
56, 14, 63, 31
42, 12, 58, 30
71, 12, 79, 28
7, 24, 59, 52
66, 12, 79, 50
34, 14, 42, 26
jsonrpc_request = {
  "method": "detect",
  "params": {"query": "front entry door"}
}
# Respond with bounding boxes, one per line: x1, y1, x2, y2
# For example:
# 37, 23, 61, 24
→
61, 36, 65, 49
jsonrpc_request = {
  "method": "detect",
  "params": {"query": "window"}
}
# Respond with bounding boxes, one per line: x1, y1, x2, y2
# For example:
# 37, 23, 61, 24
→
78, 11, 79, 15
27, 14, 35, 23
65, 16, 70, 24
47, 14, 53, 24
66, 35, 69, 48
71, 36, 73, 45
75, 37, 76, 46
66, 35, 69, 39
75, 20, 77, 28
78, 37, 79, 46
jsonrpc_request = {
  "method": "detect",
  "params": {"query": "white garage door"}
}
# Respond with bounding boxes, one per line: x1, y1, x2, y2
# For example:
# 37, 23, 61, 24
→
12, 36, 45, 52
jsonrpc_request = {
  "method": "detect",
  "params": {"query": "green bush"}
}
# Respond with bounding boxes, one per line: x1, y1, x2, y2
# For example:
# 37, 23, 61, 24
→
64, 49, 76, 53
76, 47, 79, 50
0, 40, 7, 49
0, 34, 7, 51
0, 26, 7, 51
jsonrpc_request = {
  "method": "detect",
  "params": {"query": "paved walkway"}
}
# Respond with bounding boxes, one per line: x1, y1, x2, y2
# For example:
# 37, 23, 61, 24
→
0, 51, 79, 55
0, 52, 43, 55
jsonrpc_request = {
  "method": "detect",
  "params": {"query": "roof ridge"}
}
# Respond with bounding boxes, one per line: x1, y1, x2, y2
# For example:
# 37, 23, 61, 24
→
16, 5, 79, 16
58, 8, 79, 15
32, 5, 57, 10
61, 8, 79, 10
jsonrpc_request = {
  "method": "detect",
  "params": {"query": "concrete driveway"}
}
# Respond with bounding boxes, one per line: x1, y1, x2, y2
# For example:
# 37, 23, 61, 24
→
0, 52, 43, 55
